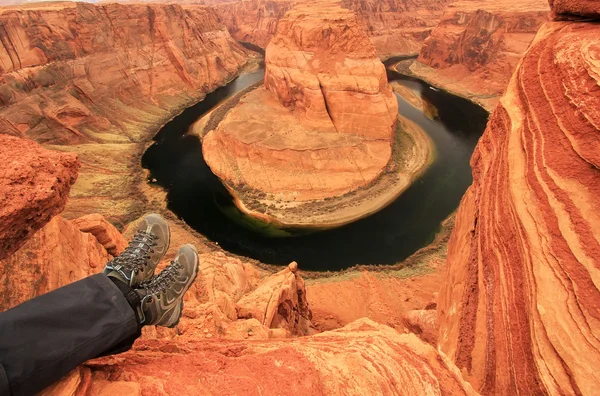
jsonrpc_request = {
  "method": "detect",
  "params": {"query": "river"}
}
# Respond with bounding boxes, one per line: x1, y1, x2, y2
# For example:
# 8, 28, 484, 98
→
142, 58, 488, 271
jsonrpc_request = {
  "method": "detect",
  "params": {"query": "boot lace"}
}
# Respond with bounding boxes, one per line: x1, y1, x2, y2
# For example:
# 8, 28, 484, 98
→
110, 231, 158, 274
141, 260, 183, 296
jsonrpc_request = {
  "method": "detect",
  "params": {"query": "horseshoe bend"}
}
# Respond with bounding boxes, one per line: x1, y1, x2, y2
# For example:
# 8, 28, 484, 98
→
201, 1, 433, 230
0, 0, 598, 395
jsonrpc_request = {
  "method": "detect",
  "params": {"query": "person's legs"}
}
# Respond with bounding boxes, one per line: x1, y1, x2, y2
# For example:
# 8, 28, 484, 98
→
0, 274, 140, 396
0, 213, 172, 396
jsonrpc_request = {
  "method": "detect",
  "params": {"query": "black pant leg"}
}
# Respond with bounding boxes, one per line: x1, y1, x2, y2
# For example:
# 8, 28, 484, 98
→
0, 273, 140, 396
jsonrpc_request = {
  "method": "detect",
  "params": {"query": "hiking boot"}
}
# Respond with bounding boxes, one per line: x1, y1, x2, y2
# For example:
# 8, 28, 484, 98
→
104, 214, 170, 288
136, 244, 199, 327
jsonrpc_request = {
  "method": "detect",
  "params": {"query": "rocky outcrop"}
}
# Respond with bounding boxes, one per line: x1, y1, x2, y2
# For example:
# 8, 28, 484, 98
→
262, 3, 397, 138
202, 2, 431, 229
403, 309, 438, 345
72, 214, 127, 256
439, 5, 600, 394
49, 318, 476, 395
0, 2, 250, 225
550, 0, 600, 19
236, 262, 312, 336
0, 214, 123, 311
409, 0, 549, 111
0, 134, 79, 260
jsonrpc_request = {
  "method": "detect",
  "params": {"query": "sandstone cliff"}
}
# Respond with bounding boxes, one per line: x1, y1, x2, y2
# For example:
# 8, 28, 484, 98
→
438, 1, 600, 393
409, 0, 549, 111
341, 0, 452, 59
0, 2, 250, 225
45, 319, 476, 395
215, 0, 294, 48
0, 134, 79, 260
214, 0, 452, 58
202, 2, 433, 229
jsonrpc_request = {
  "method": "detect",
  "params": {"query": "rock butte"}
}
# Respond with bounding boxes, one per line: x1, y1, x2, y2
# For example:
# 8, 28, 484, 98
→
438, 1, 600, 393
409, 0, 550, 111
203, 1, 431, 228
0, 2, 251, 226
213, 0, 453, 59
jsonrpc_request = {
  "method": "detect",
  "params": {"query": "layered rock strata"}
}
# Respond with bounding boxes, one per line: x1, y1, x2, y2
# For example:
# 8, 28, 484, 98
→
50, 319, 476, 395
0, 2, 250, 225
203, 2, 432, 229
409, 0, 549, 111
341, 0, 453, 59
0, 134, 79, 260
215, 0, 294, 48
214, 0, 452, 58
439, 4, 600, 394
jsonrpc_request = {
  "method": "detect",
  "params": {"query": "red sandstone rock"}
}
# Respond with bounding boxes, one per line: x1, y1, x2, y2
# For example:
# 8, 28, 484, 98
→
439, 17, 600, 395
215, 0, 452, 58
0, 215, 109, 311
549, 0, 600, 19
203, 2, 399, 219
215, 0, 294, 48
236, 263, 312, 336
341, 0, 453, 58
53, 318, 476, 395
403, 309, 438, 345
72, 214, 128, 256
410, 0, 549, 111
0, 135, 79, 260
0, 2, 248, 144
263, 2, 397, 138
0, 2, 251, 225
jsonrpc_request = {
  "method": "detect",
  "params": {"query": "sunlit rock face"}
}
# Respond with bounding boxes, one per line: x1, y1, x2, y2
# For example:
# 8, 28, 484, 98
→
439, 1, 600, 393
410, 0, 549, 111
341, 0, 453, 59
46, 318, 476, 396
202, 2, 398, 211
0, 2, 250, 225
0, 134, 79, 260
263, 2, 397, 139
214, 0, 452, 58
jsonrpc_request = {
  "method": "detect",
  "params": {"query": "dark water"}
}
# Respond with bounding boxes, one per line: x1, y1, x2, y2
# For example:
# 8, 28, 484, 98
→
142, 58, 488, 271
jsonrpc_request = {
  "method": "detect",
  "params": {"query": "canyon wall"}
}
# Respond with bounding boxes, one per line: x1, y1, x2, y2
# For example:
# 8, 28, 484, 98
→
341, 0, 452, 58
215, 0, 294, 48
0, 2, 250, 226
410, 0, 549, 111
214, 0, 451, 58
438, 1, 600, 393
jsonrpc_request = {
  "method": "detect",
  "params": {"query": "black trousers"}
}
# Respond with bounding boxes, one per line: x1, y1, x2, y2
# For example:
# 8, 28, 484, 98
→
0, 274, 141, 396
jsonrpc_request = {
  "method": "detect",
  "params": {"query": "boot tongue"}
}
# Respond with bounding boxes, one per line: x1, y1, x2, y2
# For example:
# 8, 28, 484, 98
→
106, 269, 129, 285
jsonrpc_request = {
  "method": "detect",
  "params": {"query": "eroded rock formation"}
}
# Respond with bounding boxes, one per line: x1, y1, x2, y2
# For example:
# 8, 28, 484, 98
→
202, 2, 432, 229
409, 0, 549, 110
0, 134, 79, 260
0, 2, 251, 225
341, 0, 453, 58
215, 0, 294, 48
214, 0, 451, 58
48, 319, 475, 395
438, 2, 600, 393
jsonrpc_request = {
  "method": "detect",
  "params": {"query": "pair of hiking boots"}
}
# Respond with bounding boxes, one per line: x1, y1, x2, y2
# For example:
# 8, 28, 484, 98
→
103, 214, 198, 328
